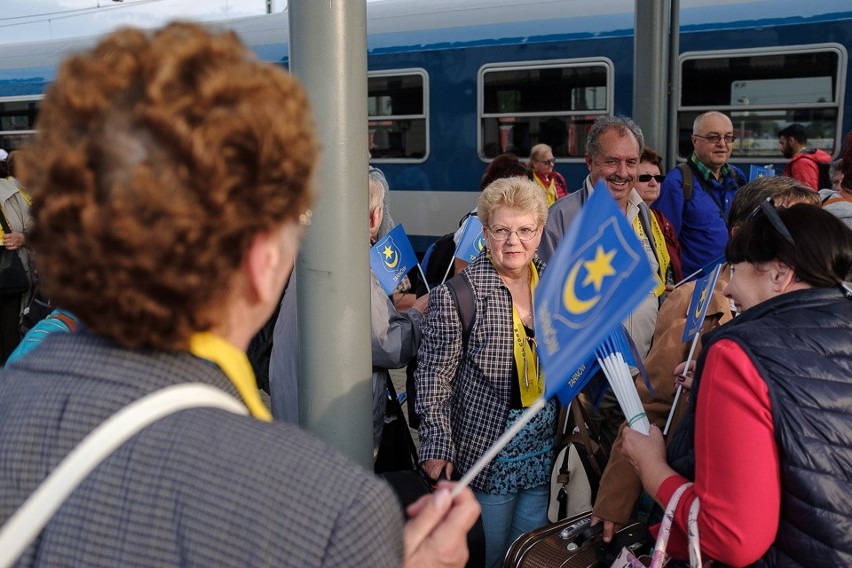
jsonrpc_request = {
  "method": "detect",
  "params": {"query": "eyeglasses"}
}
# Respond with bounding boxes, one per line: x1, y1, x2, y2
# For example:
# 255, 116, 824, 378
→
747, 197, 796, 246
637, 174, 665, 183
537, 158, 556, 166
488, 225, 539, 242
694, 133, 737, 144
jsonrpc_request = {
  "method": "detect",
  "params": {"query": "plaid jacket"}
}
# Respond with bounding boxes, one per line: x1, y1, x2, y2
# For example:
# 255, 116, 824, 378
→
415, 253, 546, 491
0, 332, 403, 567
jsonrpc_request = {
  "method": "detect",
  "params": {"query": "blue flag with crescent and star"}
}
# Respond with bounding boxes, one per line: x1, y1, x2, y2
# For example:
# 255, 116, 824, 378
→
370, 223, 419, 295
682, 263, 723, 343
534, 181, 656, 404
748, 164, 776, 181
454, 215, 485, 263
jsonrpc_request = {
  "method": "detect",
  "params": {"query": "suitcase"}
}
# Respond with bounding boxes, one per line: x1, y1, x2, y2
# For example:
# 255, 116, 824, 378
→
504, 511, 652, 568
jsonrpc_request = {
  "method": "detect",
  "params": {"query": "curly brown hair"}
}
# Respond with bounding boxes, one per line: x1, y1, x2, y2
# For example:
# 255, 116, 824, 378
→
21, 23, 317, 350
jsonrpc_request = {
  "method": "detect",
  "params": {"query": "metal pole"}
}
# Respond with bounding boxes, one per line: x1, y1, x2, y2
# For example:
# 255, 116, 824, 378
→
633, 0, 670, 157
288, 0, 373, 468
667, 0, 681, 169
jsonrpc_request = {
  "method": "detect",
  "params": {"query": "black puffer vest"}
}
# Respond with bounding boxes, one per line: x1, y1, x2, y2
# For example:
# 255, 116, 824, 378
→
667, 288, 852, 567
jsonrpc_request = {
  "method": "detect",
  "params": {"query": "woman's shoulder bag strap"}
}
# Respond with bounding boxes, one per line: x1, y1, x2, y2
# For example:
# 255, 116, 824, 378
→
0, 383, 249, 567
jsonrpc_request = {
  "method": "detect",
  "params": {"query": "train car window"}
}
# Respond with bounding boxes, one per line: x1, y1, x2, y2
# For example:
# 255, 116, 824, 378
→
368, 69, 428, 162
0, 96, 41, 152
677, 45, 846, 161
478, 59, 613, 160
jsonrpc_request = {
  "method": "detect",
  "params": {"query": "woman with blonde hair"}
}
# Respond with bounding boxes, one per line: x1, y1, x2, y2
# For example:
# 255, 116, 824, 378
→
417, 176, 555, 567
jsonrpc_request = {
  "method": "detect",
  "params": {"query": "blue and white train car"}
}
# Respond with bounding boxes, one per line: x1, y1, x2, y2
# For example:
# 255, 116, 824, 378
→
1, 0, 850, 247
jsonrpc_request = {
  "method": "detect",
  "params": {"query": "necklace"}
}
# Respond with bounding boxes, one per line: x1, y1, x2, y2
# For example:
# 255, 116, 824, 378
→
514, 269, 533, 328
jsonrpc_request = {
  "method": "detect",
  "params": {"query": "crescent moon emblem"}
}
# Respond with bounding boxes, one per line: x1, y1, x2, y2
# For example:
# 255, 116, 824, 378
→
563, 261, 599, 314
385, 249, 399, 268
694, 288, 708, 318
476, 236, 485, 251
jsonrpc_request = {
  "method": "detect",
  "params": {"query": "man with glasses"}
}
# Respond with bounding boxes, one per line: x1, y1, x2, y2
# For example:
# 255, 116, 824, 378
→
538, 115, 669, 453
655, 111, 745, 277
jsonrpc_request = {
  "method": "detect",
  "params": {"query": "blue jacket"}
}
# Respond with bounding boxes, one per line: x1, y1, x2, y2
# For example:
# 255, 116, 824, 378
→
654, 158, 744, 275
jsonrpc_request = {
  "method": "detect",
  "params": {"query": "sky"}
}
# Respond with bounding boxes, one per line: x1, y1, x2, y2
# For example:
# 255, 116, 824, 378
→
0, 0, 353, 45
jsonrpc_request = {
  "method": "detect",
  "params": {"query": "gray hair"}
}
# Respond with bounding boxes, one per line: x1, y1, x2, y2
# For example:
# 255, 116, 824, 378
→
585, 115, 644, 159
368, 175, 385, 215
692, 111, 730, 135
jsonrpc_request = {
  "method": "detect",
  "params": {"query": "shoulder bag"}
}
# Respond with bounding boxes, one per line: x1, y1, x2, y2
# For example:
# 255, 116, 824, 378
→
0, 208, 28, 296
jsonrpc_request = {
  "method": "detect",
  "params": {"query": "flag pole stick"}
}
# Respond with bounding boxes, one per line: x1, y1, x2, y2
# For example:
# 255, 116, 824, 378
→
672, 267, 702, 289
451, 397, 546, 497
439, 258, 454, 285
416, 263, 431, 292
662, 331, 701, 436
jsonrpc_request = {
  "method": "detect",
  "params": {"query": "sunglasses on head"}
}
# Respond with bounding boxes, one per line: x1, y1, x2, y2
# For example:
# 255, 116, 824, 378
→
637, 174, 665, 183
747, 197, 796, 246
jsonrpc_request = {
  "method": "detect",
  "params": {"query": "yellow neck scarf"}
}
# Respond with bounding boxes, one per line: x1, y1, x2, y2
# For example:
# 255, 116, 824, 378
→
533, 173, 558, 206
510, 263, 544, 407
632, 214, 669, 297
188, 332, 272, 421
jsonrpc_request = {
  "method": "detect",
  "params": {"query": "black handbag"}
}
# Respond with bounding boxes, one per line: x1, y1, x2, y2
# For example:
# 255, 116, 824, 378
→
0, 211, 28, 296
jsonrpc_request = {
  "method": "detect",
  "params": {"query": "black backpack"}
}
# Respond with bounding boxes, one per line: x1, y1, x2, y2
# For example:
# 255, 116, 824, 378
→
800, 149, 832, 189
677, 161, 745, 201
20, 285, 54, 336
405, 271, 475, 429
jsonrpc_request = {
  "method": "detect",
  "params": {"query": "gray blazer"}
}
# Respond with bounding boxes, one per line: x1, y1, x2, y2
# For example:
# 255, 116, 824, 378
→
0, 332, 403, 567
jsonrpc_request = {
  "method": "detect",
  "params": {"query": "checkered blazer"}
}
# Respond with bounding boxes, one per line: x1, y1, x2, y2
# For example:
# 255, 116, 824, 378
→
0, 332, 403, 567
415, 253, 546, 491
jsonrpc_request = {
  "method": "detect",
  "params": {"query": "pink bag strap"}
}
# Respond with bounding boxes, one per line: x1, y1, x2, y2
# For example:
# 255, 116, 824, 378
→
649, 482, 702, 568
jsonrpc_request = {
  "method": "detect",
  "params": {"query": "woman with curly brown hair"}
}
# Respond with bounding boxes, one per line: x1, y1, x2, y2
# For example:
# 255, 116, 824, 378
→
0, 22, 477, 567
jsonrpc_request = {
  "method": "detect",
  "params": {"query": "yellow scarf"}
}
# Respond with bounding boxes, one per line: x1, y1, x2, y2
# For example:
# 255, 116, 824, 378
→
188, 332, 272, 421
632, 214, 669, 297
510, 263, 544, 407
533, 173, 558, 206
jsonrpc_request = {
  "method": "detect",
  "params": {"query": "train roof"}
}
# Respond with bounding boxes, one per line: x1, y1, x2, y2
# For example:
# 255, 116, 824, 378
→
1, 0, 851, 93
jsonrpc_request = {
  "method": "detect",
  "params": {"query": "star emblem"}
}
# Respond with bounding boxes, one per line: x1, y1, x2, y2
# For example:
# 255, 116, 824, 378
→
582, 246, 616, 292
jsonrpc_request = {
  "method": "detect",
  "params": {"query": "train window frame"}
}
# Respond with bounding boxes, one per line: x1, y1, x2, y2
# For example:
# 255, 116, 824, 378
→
368, 68, 429, 164
477, 58, 614, 163
676, 43, 847, 163
0, 95, 42, 152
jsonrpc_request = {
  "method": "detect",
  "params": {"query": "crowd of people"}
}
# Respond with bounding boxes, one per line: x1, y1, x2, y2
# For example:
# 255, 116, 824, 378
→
0, 20, 850, 568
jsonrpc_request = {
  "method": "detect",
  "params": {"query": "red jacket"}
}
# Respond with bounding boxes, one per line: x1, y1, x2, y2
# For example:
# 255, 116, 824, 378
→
782, 148, 831, 190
